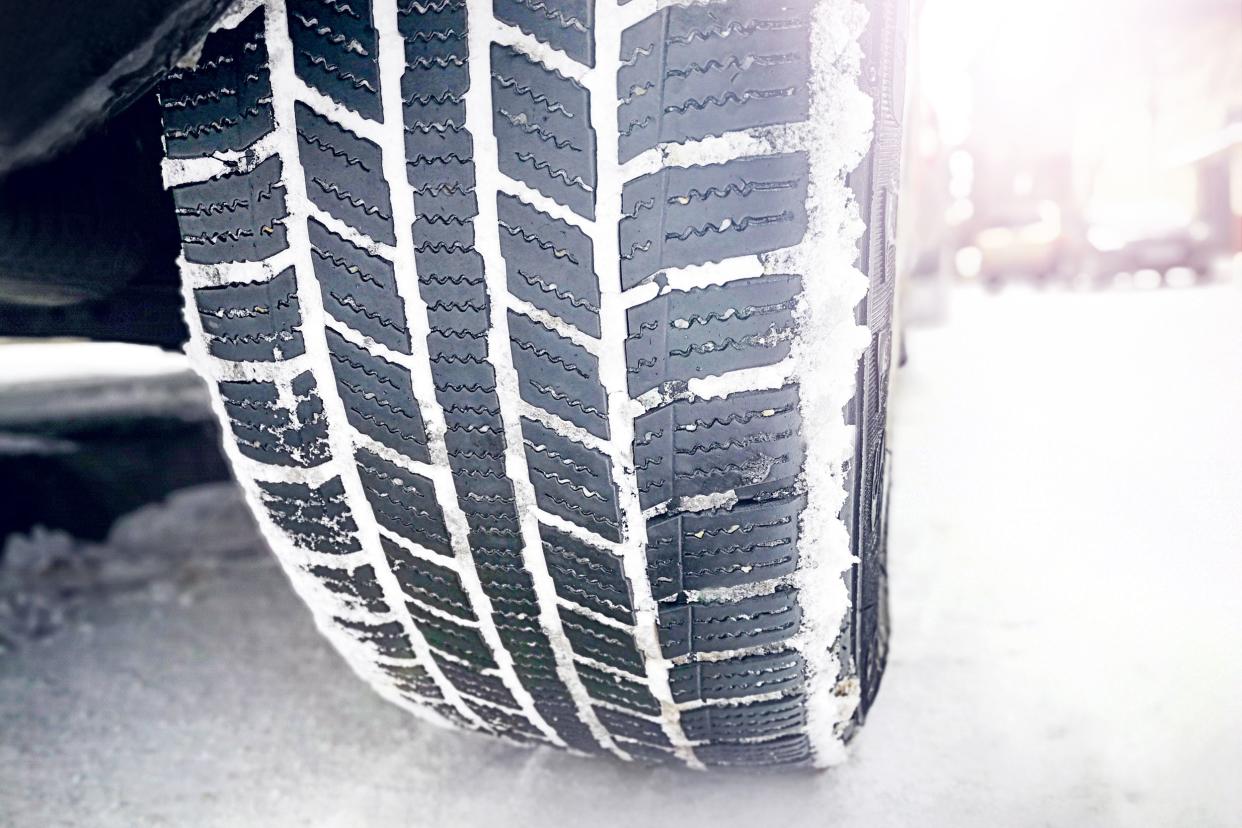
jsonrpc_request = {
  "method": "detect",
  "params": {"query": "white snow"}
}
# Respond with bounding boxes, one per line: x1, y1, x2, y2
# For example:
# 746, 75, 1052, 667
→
772, 0, 876, 764
0, 341, 188, 385
3, 283, 1239, 825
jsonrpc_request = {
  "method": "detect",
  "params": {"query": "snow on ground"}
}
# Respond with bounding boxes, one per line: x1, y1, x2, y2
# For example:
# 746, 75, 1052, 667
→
1, 284, 1239, 827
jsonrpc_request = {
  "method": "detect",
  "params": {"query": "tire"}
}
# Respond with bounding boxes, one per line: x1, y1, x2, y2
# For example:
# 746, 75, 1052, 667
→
158, 0, 905, 768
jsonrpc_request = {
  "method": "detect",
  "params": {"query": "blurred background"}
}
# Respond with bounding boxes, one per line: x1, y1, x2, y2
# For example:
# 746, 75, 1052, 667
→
901, 0, 1241, 319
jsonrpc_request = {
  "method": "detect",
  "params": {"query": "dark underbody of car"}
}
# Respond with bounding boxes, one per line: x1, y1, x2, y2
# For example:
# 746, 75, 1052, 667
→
0, 0, 235, 347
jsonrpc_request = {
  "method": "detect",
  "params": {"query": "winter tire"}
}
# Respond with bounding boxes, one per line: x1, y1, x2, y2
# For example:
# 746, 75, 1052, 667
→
159, 0, 906, 768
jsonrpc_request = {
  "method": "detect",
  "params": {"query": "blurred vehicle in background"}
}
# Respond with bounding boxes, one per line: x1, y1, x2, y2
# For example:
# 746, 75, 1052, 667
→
901, 0, 1242, 302
1085, 207, 1219, 288
958, 199, 1075, 288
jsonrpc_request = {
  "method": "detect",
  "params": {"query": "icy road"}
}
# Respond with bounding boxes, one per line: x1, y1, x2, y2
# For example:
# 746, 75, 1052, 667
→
2, 284, 1240, 827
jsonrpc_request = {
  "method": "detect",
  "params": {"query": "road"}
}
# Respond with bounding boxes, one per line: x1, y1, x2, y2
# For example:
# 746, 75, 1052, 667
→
2, 284, 1240, 827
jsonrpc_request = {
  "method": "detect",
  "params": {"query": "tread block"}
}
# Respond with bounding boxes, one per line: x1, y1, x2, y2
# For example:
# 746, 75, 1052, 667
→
334, 616, 417, 660
491, 611, 550, 653
195, 267, 306, 362
464, 519, 524, 560
498, 192, 600, 337
450, 464, 520, 518
697, 733, 811, 768
557, 606, 646, 676
354, 447, 454, 556
433, 655, 520, 709
490, 43, 596, 219
625, 273, 801, 395
287, 0, 383, 120
680, 695, 806, 742
633, 384, 804, 509
465, 700, 543, 737
295, 102, 395, 244
381, 536, 477, 622
455, 484, 523, 546
308, 218, 412, 353
521, 415, 613, 483
399, 0, 471, 206
173, 155, 288, 265
308, 562, 391, 614
325, 328, 431, 461
444, 428, 507, 478
407, 602, 498, 669
501, 637, 557, 681
409, 174, 479, 228
464, 515, 525, 557
658, 587, 802, 658
256, 476, 362, 555
496, 620, 556, 669
422, 287, 491, 362
521, 419, 622, 544
491, 594, 544, 630
574, 662, 660, 715
474, 559, 540, 611
415, 245, 489, 364
617, 0, 813, 162
594, 706, 671, 747
381, 662, 444, 700
160, 7, 274, 158
218, 371, 330, 467
425, 321, 491, 367
498, 629, 565, 694
645, 493, 804, 601
468, 530, 523, 564
399, 0, 475, 218
536, 699, 606, 753
619, 152, 810, 289
509, 310, 610, 442
493, 0, 594, 67
668, 649, 805, 703
538, 522, 633, 624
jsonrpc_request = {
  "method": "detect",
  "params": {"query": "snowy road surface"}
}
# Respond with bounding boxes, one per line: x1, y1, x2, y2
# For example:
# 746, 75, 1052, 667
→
2, 284, 1240, 827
